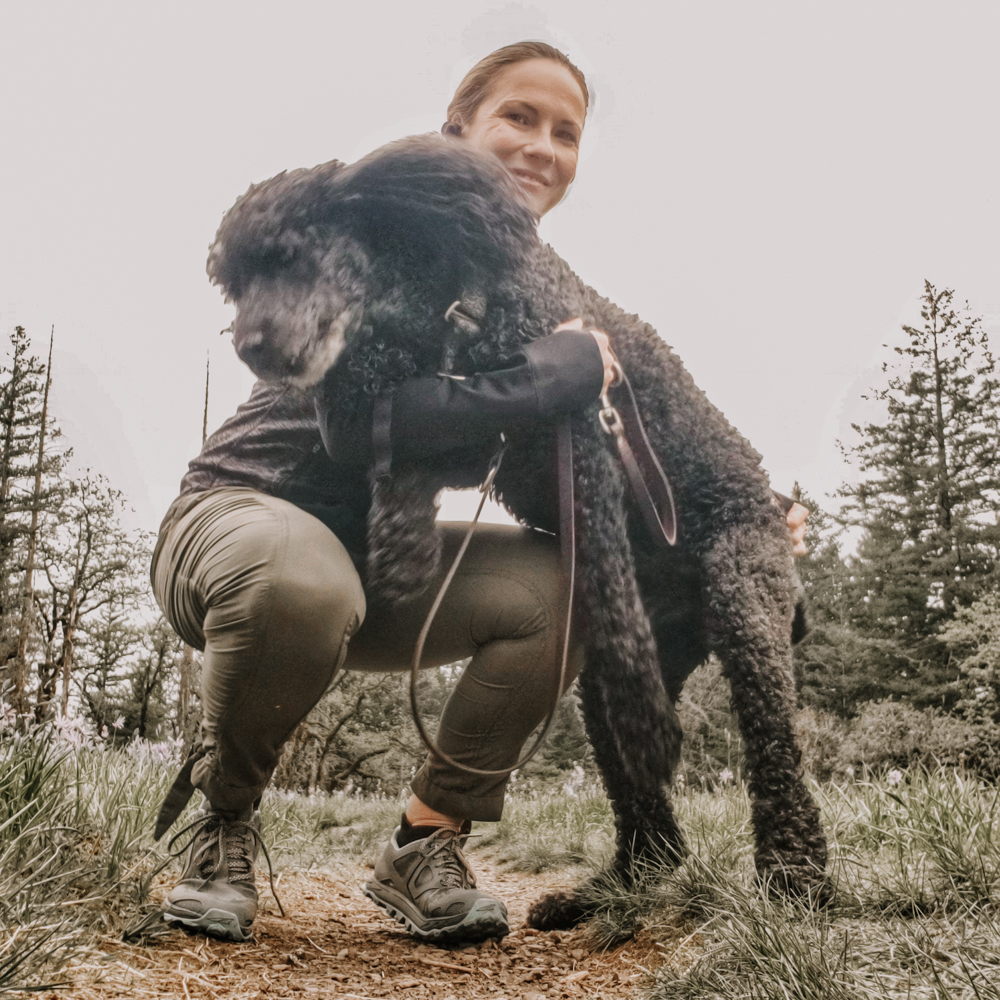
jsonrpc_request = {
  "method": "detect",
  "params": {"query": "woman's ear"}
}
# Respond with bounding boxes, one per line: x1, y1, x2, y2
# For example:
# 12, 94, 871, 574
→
441, 121, 462, 137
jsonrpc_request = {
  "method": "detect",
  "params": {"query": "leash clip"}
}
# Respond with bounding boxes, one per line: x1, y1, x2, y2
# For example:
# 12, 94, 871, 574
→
599, 359, 625, 437
599, 403, 624, 437
444, 300, 480, 332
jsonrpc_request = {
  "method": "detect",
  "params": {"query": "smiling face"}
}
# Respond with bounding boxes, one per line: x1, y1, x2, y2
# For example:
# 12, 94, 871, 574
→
462, 58, 587, 218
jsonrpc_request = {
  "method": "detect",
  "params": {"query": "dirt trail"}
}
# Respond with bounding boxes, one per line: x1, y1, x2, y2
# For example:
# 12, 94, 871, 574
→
42, 860, 698, 999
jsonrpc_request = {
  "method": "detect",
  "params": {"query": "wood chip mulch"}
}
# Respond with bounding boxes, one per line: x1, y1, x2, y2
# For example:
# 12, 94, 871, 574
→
40, 859, 701, 999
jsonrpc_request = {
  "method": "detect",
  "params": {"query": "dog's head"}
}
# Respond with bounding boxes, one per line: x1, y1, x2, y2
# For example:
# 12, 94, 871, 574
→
207, 135, 536, 386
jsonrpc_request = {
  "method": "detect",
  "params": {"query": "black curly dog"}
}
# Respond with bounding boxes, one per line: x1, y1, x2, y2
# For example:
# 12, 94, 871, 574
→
207, 135, 830, 925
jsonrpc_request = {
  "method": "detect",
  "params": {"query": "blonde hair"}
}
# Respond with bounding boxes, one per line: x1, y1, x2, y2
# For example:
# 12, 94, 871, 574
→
444, 41, 589, 135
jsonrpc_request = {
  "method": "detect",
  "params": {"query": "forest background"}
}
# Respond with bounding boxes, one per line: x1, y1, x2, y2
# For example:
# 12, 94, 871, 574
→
2, 277, 999, 794
2, 1, 998, 790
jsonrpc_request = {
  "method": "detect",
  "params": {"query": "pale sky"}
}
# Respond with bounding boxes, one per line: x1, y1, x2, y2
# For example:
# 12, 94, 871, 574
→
2, 1, 997, 533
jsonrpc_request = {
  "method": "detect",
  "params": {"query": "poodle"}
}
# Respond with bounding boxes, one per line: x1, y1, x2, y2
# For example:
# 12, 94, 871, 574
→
206, 134, 830, 926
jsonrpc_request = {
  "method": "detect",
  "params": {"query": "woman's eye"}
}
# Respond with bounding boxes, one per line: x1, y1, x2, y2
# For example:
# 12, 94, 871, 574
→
506, 112, 528, 124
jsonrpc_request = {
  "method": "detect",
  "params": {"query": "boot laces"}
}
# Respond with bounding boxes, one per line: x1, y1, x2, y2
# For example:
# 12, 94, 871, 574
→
423, 828, 476, 889
168, 810, 285, 916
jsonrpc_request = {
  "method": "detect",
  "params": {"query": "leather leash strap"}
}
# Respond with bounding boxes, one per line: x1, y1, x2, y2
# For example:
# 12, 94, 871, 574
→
599, 355, 677, 548
407, 315, 673, 778
408, 424, 575, 777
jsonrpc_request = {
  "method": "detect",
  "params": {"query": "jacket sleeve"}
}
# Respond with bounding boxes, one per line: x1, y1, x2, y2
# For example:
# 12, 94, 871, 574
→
316, 330, 604, 467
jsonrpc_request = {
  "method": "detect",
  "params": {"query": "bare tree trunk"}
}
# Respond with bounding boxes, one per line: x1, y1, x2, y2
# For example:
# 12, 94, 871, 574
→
15, 327, 53, 716
1, 341, 25, 718
930, 297, 952, 533
311, 691, 367, 789
58, 588, 78, 717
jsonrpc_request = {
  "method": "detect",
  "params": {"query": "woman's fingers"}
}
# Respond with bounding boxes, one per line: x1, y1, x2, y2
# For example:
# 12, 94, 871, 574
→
554, 317, 584, 332
786, 502, 809, 557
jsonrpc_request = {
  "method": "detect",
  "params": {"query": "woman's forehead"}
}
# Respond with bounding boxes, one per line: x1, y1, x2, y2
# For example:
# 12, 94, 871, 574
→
484, 59, 587, 124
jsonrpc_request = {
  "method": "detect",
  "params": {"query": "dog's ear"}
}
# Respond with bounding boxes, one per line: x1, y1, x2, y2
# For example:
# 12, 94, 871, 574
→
207, 159, 348, 299
332, 134, 537, 296
207, 135, 536, 304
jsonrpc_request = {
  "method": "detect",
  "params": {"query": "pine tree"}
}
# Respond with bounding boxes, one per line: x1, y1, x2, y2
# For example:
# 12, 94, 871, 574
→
0, 327, 68, 717
836, 282, 1000, 707
793, 489, 910, 714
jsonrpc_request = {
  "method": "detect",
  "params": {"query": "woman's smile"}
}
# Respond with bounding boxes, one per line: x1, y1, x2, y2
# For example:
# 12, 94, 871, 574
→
509, 167, 552, 192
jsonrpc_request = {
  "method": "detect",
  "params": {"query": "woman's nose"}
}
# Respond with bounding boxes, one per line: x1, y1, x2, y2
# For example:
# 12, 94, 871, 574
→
521, 128, 555, 163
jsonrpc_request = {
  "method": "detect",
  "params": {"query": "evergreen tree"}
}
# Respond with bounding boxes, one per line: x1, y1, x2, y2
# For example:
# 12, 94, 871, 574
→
0, 327, 68, 717
836, 282, 1000, 707
939, 590, 1000, 727
793, 489, 910, 714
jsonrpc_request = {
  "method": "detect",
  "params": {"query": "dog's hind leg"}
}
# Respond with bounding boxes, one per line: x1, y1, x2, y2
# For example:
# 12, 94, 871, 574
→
703, 525, 831, 902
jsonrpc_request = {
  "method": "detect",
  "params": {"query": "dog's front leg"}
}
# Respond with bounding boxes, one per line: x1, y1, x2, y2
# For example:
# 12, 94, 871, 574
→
526, 426, 685, 931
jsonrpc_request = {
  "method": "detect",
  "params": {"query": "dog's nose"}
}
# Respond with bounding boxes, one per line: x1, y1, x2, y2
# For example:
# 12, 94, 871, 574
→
234, 328, 273, 374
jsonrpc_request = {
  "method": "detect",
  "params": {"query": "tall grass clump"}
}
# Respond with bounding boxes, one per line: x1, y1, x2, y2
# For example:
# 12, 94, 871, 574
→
641, 770, 1000, 1000
0, 730, 85, 992
476, 768, 615, 872
0, 726, 195, 990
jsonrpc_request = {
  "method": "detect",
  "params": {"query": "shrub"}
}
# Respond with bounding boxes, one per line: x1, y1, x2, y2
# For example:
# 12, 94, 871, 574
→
676, 659, 744, 788
837, 699, 931, 772
792, 706, 847, 782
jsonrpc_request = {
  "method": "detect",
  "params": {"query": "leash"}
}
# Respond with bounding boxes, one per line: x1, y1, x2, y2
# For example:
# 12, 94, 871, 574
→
407, 423, 575, 777
598, 355, 677, 547
404, 311, 675, 778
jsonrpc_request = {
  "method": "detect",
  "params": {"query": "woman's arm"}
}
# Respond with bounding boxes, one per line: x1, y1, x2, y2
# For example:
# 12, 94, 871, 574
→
316, 329, 605, 467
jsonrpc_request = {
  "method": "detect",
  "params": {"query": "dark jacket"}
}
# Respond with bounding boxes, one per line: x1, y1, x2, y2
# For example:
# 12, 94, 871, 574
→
164, 331, 604, 557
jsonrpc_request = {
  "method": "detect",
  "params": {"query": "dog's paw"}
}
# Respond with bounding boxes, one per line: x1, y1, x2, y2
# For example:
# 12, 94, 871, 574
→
525, 890, 592, 931
756, 858, 835, 908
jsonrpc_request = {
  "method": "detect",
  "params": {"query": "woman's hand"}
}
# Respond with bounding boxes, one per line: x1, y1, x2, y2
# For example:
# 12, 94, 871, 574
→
555, 317, 617, 395
787, 502, 809, 557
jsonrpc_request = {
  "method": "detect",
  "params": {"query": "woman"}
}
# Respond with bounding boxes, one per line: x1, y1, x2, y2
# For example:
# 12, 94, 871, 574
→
151, 41, 809, 945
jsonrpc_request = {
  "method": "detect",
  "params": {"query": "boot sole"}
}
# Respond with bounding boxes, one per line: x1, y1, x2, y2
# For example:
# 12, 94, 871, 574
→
163, 906, 253, 943
363, 882, 509, 944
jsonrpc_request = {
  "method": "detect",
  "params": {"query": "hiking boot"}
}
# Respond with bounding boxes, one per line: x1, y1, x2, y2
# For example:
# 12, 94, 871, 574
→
162, 805, 263, 942
364, 825, 509, 943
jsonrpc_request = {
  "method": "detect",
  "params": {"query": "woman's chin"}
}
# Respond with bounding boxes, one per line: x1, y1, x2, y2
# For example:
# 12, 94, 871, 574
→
522, 190, 551, 219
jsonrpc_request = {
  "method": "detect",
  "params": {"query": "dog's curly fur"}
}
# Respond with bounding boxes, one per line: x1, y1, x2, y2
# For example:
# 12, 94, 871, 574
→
208, 135, 831, 925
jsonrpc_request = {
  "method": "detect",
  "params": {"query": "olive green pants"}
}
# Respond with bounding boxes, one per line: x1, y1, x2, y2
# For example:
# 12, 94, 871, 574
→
151, 487, 578, 822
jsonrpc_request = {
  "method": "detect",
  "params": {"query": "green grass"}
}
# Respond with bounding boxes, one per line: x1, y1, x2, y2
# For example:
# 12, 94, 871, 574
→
458, 768, 1000, 998
645, 770, 1000, 1000
476, 782, 615, 871
3, 735, 1000, 1000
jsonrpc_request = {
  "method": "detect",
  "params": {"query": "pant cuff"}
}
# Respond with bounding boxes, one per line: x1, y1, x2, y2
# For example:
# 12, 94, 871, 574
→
410, 765, 508, 823
191, 752, 269, 816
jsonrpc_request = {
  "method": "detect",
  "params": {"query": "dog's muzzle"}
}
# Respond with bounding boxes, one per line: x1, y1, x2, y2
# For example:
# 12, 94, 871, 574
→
233, 325, 290, 381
